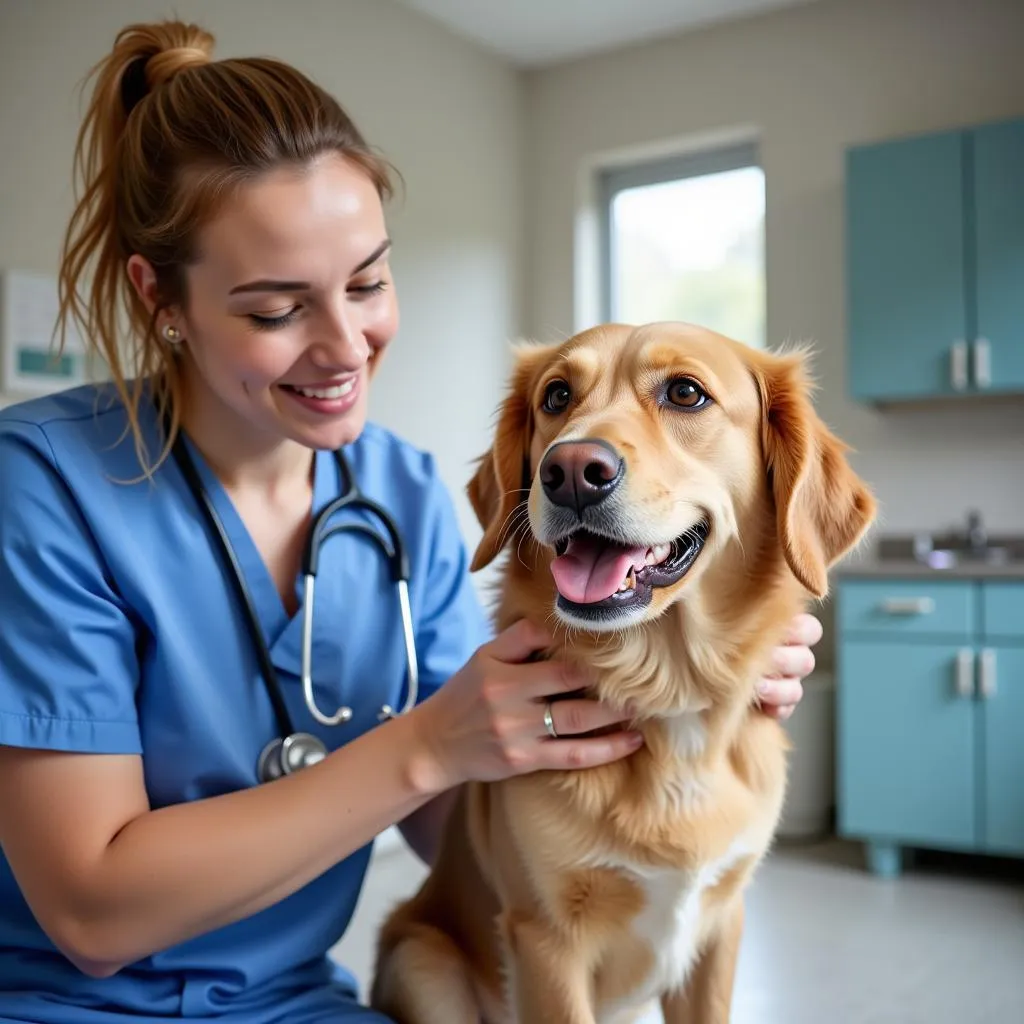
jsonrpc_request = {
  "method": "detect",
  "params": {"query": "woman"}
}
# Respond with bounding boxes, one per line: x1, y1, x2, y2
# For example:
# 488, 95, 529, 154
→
0, 20, 819, 1024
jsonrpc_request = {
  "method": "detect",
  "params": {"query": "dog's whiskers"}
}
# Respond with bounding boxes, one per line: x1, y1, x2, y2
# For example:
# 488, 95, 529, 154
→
495, 501, 529, 551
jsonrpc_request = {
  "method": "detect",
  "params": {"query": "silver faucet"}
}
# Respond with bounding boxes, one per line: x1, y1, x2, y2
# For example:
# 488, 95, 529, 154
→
966, 510, 988, 555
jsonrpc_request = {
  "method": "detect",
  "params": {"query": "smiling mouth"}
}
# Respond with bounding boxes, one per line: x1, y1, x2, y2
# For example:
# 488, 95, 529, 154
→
549, 520, 710, 620
281, 379, 356, 400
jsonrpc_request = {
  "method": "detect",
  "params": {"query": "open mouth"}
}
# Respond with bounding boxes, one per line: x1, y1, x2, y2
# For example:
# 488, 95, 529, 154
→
549, 520, 710, 620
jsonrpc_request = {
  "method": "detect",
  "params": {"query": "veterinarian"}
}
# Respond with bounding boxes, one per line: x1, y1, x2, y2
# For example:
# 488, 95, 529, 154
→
0, 20, 821, 1024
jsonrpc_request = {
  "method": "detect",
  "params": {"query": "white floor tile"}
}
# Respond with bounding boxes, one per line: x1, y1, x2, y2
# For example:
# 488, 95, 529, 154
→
332, 836, 1024, 1022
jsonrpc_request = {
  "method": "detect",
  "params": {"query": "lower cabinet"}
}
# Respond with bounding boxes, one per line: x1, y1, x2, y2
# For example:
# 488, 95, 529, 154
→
836, 579, 1024, 876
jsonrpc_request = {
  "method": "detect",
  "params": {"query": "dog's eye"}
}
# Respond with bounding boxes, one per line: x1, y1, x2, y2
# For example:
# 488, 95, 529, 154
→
665, 377, 709, 410
542, 379, 572, 414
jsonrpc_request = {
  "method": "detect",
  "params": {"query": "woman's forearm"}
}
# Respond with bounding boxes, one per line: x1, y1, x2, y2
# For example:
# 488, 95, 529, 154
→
3, 710, 443, 977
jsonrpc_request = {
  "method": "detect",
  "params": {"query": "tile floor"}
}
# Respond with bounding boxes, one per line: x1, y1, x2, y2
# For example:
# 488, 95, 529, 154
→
331, 834, 1024, 1023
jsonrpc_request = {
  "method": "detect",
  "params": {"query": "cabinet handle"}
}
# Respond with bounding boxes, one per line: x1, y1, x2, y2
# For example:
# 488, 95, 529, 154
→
979, 648, 997, 699
955, 648, 974, 698
880, 597, 936, 615
950, 340, 968, 391
972, 338, 992, 389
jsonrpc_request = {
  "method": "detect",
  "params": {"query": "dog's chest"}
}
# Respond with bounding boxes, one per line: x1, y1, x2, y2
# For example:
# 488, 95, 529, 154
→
595, 838, 751, 1014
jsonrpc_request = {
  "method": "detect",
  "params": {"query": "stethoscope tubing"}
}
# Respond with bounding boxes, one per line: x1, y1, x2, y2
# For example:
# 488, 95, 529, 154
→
169, 428, 419, 778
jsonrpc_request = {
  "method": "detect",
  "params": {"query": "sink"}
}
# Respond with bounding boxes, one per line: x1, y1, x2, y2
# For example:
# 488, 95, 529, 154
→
876, 533, 1024, 569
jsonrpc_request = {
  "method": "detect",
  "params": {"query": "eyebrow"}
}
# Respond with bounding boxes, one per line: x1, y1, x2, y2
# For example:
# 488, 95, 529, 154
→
228, 238, 392, 295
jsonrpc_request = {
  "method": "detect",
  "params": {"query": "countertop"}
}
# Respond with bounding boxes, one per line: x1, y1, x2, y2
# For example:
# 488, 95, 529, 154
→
837, 559, 1024, 580
837, 534, 1024, 580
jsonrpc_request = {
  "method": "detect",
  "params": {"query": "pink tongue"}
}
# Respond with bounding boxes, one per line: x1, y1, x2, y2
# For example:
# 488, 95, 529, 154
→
550, 535, 650, 604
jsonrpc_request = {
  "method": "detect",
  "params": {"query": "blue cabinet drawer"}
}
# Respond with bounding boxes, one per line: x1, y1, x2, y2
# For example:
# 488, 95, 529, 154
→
982, 583, 1024, 641
837, 580, 976, 640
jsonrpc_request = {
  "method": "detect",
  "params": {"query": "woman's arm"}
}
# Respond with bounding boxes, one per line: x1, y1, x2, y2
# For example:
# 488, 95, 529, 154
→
0, 711, 437, 978
0, 620, 638, 979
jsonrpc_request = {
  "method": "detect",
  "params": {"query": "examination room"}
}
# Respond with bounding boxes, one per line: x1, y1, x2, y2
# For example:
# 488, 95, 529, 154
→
0, 1, 1022, 1023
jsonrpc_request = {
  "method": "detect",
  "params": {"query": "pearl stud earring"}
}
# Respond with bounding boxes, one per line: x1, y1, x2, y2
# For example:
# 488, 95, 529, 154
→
162, 324, 182, 344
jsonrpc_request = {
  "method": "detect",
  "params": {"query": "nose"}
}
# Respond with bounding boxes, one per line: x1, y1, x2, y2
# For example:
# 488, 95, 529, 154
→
313, 304, 370, 370
540, 439, 624, 514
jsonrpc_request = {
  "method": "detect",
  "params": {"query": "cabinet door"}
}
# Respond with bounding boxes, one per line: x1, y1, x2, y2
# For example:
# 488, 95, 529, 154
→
838, 641, 976, 849
979, 646, 1024, 855
974, 118, 1024, 392
846, 130, 968, 402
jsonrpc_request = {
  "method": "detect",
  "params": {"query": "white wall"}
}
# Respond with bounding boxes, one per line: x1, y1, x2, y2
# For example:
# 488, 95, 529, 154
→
0, 0, 525, 553
525, 0, 1024, 545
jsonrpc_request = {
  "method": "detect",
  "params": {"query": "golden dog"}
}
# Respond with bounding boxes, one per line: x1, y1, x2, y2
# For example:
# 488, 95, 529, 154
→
370, 321, 876, 1024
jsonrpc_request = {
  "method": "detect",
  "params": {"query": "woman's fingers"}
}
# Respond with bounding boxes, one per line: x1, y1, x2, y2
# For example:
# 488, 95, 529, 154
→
783, 612, 823, 648
770, 641, 816, 680
485, 618, 553, 663
541, 697, 632, 739
537, 729, 645, 771
757, 677, 804, 719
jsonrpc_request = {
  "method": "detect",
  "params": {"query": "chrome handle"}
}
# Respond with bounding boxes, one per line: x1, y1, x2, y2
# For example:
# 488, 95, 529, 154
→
972, 338, 991, 389
950, 340, 968, 391
979, 648, 997, 699
955, 648, 974, 699
880, 597, 936, 615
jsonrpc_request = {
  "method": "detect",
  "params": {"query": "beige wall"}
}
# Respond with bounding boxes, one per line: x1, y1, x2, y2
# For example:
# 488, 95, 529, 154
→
524, 0, 1024, 667
0, 0, 525, 553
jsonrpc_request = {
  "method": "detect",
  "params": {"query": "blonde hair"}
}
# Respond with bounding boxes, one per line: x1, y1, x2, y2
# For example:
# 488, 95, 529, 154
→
57, 20, 396, 474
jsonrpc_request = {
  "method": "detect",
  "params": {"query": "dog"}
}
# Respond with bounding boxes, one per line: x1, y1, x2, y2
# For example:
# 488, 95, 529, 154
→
370, 321, 876, 1024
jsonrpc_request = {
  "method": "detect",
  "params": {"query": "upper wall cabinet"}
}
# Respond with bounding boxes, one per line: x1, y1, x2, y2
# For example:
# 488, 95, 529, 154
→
845, 116, 1024, 403
975, 120, 1024, 393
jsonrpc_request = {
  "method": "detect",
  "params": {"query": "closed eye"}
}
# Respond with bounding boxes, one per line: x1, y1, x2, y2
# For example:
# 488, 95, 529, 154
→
249, 307, 301, 331
350, 281, 388, 298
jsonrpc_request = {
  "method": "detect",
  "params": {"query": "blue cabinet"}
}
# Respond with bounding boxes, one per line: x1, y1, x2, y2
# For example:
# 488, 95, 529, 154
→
982, 647, 1024, 855
836, 578, 1024, 876
838, 641, 976, 848
846, 131, 968, 402
974, 120, 1024, 392
846, 116, 1024, 403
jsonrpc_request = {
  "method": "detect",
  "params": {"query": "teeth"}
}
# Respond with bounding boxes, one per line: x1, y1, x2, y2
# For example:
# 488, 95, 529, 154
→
293, 380, 355, 400
618, 568, 636, 592
646, 543, 672, 566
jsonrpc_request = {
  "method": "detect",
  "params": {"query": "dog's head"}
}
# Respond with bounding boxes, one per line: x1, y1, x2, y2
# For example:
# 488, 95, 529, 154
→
468, 322, 876, 633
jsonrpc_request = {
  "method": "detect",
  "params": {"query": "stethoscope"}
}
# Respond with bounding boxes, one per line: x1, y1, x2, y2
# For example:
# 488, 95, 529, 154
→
170, 431, 419, 784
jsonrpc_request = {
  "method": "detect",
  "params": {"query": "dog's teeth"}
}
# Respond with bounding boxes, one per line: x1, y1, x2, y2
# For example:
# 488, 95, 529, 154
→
618, 568, 636, 592
647, 543, 672, 566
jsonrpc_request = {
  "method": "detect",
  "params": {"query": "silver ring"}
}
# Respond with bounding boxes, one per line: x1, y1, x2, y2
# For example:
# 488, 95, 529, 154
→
543, 701, 559, 739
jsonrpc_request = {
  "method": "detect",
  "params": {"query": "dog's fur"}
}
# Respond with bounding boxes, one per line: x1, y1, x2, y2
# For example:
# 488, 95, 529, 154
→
370, 322, 877, 1024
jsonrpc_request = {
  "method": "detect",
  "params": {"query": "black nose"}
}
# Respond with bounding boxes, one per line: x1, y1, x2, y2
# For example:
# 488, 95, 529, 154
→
540, 439, 624, 514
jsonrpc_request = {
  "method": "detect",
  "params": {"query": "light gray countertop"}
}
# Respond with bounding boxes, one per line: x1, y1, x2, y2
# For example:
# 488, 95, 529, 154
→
836, 533, 1024, 581
836, 559, 1024, 581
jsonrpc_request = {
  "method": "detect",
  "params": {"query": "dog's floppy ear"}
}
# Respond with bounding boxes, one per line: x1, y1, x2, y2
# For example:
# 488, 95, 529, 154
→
753, 349, 877, 598
467, 342, 557, 572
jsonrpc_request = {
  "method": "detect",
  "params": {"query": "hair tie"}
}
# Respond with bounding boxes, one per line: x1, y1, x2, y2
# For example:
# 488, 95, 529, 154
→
121, 55, 151, 117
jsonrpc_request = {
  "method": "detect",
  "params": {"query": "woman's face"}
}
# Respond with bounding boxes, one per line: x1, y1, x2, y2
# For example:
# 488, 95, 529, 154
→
140, 152, 399, 453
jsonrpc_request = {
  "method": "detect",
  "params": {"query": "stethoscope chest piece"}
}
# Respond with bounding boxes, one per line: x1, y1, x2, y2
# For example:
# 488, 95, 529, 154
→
257, 732, 328, 783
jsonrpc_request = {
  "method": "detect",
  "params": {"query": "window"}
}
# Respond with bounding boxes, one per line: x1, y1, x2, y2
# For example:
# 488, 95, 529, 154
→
599, 142, 766, 348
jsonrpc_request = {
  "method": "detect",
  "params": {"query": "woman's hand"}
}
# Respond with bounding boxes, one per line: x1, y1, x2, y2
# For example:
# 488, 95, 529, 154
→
757, 612, 823, 721
409, 618, 643, 793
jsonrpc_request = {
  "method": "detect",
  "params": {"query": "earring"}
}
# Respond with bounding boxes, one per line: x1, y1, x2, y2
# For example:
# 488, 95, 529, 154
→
162, 324, 182, 344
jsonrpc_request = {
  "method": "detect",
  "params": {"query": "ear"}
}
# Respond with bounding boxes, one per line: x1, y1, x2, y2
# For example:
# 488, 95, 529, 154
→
754, 349, 877, 598
467, 342, 557, 572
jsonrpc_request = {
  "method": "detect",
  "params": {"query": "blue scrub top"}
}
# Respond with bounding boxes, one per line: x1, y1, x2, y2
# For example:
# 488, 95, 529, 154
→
0, 381, 492, 1022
